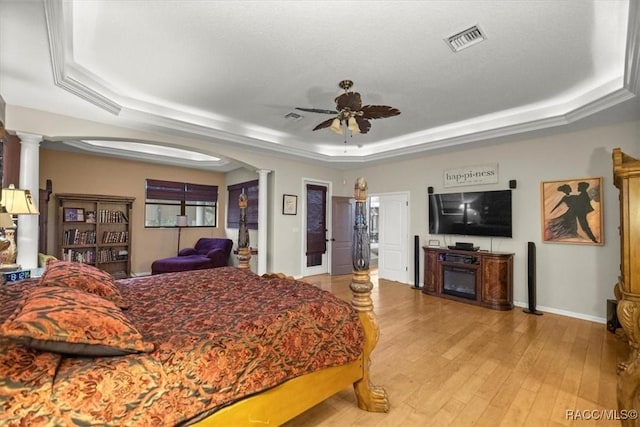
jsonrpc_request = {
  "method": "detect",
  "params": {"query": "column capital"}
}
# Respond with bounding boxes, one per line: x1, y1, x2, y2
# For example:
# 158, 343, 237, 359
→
15, 132, 43, 146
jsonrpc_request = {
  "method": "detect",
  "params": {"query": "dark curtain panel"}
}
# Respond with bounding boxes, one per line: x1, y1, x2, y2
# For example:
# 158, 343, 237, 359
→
306, 184, 327, 266
227, 180, 259, 229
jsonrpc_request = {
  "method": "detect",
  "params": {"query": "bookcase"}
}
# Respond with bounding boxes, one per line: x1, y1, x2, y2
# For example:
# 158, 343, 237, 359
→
55, 193, 134, 278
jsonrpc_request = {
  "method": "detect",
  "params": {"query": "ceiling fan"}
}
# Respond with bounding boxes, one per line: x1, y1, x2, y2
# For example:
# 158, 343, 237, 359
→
296, 80, 400, 136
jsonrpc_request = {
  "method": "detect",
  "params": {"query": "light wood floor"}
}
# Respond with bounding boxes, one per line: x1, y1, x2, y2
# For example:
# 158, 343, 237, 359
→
283, 271, 629, 427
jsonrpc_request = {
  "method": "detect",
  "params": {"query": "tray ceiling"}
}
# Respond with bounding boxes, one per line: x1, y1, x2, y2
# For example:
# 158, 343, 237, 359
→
1, 1, 638, 169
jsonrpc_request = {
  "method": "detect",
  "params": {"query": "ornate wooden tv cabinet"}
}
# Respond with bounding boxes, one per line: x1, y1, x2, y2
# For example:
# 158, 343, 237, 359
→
422, 246, 514, 310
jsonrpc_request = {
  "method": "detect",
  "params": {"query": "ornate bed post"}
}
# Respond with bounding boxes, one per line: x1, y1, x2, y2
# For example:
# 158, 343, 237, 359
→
237, 190, 251, 269
350, 177, 389, 412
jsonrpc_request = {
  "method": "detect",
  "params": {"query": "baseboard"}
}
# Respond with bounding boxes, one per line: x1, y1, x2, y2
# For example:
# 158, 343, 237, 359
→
513, 300, 606, 324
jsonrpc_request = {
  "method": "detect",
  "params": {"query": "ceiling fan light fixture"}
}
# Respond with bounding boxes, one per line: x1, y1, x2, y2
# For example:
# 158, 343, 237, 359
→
330, 118, 343, 134
347, 116, 360, 134
307, 80, 400, 139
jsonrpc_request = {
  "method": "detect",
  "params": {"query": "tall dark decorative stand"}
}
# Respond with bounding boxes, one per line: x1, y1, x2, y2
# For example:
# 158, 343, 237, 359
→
237, 190, 251, 269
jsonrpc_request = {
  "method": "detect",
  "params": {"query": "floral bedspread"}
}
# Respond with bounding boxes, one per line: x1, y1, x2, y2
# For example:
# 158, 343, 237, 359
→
0, 267, 364, 426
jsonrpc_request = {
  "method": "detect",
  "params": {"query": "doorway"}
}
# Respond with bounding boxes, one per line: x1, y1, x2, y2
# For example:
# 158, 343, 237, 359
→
373, 192, 409, 284
330, 196, 354, 275
302, 179, 331, 277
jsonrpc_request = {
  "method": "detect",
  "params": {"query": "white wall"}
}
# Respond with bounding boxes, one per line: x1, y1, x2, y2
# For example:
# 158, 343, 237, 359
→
8, 105, 640, 321
263, 159, 346, 275
345, 120, 640, 322
0, 95, 5, 124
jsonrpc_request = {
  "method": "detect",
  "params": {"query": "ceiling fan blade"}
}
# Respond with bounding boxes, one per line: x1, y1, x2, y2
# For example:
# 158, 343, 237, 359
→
312, 118, 336, 131
360, 105, 401, 120
355, 117, 371, 134
295, 107, 338, 115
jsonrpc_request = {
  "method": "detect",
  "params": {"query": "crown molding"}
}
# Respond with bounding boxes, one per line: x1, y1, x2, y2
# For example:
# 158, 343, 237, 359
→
625, 0, 640, 94
42, 0, 640, 168
58, 140, 237, 172
44, 0, 122, 115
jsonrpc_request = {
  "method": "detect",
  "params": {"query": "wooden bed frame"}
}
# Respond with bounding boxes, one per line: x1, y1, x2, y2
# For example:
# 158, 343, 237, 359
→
195, 177, 388, 426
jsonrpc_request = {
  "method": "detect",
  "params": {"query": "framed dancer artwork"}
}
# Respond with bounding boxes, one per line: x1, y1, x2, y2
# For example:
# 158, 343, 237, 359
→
541, 176, 603, 245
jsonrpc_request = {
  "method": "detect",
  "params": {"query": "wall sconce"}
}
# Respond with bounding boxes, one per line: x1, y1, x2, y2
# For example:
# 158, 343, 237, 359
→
0, 185, 40, 271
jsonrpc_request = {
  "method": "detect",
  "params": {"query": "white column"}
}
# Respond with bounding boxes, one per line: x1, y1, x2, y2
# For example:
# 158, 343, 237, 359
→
256, 169, 271, 275
16, 133, 42, 270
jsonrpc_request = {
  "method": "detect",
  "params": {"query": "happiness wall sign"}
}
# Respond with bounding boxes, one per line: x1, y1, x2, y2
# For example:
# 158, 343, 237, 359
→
443, 163, 498, 188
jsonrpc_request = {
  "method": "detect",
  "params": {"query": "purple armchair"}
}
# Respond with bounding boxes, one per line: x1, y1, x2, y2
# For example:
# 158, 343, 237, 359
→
151, 238, 233, 275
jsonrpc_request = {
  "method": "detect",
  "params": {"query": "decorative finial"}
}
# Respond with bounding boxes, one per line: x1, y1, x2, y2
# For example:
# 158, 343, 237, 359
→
354, 176, 368, 202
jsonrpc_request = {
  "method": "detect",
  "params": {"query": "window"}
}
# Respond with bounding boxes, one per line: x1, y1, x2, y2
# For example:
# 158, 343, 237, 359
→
227, 180, 258, 229
145, 179, 218, 227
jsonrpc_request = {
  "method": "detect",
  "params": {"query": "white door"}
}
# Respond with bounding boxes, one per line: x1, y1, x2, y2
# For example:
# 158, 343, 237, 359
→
377, 193, 409, 283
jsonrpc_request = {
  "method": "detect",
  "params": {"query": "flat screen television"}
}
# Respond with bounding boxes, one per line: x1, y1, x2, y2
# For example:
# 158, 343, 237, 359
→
429, 189, 512, 238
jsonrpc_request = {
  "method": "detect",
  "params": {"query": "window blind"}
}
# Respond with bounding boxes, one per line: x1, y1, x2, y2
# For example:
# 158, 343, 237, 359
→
146, 179, 218, 202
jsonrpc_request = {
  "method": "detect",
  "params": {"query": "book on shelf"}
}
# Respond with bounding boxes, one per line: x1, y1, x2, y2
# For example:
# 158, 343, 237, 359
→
64, 229, 96, 245
97, 248, 128, 263
98, 209, 128, 223
63, 249, 95, 264
102, 231, 129, 244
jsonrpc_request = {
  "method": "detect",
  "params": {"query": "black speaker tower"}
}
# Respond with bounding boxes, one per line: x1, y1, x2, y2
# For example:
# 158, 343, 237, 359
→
413, 235, 421, 289
524, 241, 543, 315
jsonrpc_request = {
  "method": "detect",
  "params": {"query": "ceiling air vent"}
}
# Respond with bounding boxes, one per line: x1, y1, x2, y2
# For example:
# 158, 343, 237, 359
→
284, 111, 303, 121
445, 25, 486, 52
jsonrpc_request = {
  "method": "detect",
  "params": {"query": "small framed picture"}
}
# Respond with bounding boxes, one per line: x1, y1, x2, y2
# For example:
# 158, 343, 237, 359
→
283, 194, 297, 215
85, 211, 96, 223
541, 176, 603, 245
63, 208, 85, 222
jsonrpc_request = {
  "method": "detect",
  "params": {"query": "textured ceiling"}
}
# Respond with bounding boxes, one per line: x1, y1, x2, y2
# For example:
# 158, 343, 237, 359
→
0, 1, 638, 170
